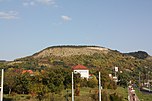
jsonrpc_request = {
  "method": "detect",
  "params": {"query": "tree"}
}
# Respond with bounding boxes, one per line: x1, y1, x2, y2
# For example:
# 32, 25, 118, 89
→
87, 75, 98, 88
117, 72, 128, 87
29, 83, 49, 101
63, 69, 72, 89
42, 68, 65, 93
4, 68, 20, 94
74, 73, 81, 96
15, 72, 31, 94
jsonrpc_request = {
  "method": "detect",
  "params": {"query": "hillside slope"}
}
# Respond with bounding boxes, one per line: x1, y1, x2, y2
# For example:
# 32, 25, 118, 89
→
1, 45, 152, 87
125, 51, 150, 59
32, 46, 109, 58
11, 46, 151, 72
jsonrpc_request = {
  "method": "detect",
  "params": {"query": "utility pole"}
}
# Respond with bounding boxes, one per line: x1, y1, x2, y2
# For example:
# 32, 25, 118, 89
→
72, 72, 74, 101
0, 69, 4, 101
99, 72, 101, 101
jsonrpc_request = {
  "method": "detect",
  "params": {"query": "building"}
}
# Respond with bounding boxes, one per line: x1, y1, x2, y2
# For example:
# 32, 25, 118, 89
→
22, 70, 33, 75
72, 64, 89, 79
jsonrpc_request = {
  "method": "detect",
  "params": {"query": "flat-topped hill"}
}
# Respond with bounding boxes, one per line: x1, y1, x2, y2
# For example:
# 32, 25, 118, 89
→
33, 45, 110, 58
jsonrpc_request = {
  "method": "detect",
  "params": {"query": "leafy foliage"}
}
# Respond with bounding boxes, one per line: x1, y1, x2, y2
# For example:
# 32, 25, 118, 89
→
125, 51, 149, 59
1, 46, 152, 100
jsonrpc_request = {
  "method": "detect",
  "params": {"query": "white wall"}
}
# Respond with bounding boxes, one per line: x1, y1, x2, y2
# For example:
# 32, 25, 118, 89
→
74, 70, 89, 79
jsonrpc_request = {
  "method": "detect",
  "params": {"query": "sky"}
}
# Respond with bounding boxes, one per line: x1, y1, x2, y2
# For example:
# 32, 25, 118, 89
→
0, 0, 152, 60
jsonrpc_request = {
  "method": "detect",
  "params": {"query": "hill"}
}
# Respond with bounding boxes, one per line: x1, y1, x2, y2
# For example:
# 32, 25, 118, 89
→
0, 45, 151, 77
1, 45, 152, 100
10, 45, 151, 71
125, 51, 150, 59
33, 45, 110, 58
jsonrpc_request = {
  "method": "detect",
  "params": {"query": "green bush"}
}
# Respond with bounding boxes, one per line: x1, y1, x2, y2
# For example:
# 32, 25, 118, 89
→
110, 92, 123, 101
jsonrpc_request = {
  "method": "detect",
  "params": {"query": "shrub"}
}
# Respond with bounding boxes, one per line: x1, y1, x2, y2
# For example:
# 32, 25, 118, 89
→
110, 92, 123, 101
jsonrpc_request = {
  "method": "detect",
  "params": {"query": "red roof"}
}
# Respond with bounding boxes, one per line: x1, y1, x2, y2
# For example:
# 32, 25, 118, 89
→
72, 64, 88, 70
22, 70, 33, 74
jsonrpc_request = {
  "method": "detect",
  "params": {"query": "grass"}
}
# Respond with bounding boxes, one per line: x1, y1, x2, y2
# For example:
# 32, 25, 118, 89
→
135, 88, 152, 101
115, 87, 128, 101
63, 87, 95, 101
4, 94, 35, 101
102, 87, 128, 101
63, 87, 128, 101
4, 87, 147, 101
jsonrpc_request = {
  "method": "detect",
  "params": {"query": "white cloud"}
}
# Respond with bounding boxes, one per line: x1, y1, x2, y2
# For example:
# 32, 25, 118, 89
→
23, 2, 29, 6
23, 1, 35, 6
0, 11, 19, 20
23, 0, 56, 6
36, 0, 55, 5
61, 15, 72, 22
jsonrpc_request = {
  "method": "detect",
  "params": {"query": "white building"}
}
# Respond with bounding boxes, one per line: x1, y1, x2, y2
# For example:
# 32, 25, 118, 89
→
72, 64, 89, 79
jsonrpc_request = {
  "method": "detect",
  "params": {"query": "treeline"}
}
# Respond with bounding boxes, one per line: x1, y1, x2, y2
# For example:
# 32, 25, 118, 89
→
1, 50, 152, 85
0, 47, 152, 100
125, 51, 149, 59
2, 67, 126, 100
39, 51, 150, 70
4, 68, 70, 95
1, 50, 152, 87
12, 47, 152, 72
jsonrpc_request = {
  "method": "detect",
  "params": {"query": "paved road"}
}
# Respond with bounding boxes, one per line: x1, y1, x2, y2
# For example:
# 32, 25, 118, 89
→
128, 86, 140, 101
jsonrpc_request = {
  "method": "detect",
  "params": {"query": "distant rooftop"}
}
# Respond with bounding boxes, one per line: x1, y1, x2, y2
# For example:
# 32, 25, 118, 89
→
22, 70, 33, 74
72, 64, 88, 70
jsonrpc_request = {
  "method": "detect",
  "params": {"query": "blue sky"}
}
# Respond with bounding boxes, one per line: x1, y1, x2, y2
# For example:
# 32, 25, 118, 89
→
0, 0, 152, 60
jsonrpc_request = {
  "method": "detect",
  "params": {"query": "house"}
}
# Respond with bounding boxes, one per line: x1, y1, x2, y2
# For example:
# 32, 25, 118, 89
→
72, 64, 89, 79
22, 70, 33, 74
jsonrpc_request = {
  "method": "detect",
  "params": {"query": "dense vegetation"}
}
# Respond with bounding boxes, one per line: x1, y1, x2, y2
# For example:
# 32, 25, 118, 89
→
125, 51, 150, 59
0, 46, 152, 101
